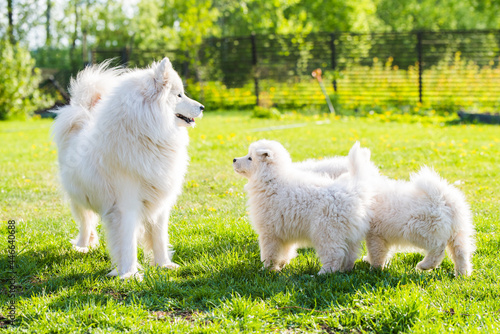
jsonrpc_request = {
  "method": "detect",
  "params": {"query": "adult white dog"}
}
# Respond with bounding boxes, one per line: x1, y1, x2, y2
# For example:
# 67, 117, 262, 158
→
233, 140, 373, 274
298, 153, 475, 276
53, 58, 204, 279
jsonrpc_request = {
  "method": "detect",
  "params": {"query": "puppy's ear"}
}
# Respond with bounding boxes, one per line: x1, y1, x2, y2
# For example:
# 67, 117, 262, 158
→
154, 57, 173, 89
361, 147, 371, 160
256, 149, 273, 161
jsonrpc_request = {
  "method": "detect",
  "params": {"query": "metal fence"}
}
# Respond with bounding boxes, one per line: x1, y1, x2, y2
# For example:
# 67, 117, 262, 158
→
92, 30, 500, 112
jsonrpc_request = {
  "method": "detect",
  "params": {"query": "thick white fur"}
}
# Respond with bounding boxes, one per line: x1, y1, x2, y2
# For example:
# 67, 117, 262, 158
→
294, 156, 348, 179
366, 166, 475, 276
233, 140, 373, 274
300, 155, 475, 276
52, 58, 204, 279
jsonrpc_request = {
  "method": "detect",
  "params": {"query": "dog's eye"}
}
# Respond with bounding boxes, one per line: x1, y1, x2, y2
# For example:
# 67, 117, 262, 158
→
177, 94, 182, 98
248, 157, 252, 161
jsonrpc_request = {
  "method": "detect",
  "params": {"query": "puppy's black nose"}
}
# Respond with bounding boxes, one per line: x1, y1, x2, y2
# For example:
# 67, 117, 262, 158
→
200, 105, 205, 111
233, 158, 236, 163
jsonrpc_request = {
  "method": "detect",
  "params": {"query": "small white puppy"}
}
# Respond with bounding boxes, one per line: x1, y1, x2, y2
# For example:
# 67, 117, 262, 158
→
365, 166, 475, 276
233, 140, 373, 274
294, 156, 349, 179
298, 156, 475, 276
53, 58, 204, 279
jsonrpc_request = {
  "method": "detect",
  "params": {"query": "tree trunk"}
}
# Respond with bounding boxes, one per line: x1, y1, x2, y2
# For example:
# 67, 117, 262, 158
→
46, 0, 51, 46
69, 0, 80, 72
7, 0, 15, 44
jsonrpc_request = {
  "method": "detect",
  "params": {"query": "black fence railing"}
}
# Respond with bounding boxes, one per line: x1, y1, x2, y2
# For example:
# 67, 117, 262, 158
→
92, 30, 500, 112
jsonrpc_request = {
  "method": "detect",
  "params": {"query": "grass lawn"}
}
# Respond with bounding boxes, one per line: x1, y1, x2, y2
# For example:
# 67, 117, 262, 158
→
1, 111, 499, 333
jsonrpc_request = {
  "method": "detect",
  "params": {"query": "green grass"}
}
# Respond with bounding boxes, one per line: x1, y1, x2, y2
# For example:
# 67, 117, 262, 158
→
1, 111, 499, 333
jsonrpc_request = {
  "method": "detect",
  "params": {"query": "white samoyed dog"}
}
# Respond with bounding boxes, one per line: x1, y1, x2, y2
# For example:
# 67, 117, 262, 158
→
297, 154, 475, 276
365, 166, 475, 276
233, 140, 373, 274
52, 58, 204, 279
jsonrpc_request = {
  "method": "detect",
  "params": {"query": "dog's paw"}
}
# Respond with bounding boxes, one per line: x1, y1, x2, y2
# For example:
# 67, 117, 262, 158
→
317, 266, 340, 275
70, 238, 98, 253
106, 269, 119, 277
260, 265, 280, 272
72, 244, 90, 253
158, 262, 180, 270
119, 271, 143, 281
107, 269, 143, 281
88, 237, 99, 248
341, 263, 355, 272
416, 262, 435, 271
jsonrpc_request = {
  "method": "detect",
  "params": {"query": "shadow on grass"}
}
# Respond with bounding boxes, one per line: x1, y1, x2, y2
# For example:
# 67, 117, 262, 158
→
12, 240, 456, 334
133, 251, 452, 313
9, 243, 111, 295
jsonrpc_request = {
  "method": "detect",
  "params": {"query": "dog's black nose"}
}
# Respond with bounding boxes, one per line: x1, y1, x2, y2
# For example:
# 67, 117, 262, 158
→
233, 158, 236, 163
200, 105, 205, 111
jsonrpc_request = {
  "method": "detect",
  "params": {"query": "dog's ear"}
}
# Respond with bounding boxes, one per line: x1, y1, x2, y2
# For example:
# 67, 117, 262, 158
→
361, 147, 371, 160
154, 57, 173, 89
256, 149, 273, 161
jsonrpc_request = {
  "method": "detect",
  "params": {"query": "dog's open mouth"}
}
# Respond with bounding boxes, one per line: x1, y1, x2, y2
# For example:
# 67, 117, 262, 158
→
176, 113, 195, 124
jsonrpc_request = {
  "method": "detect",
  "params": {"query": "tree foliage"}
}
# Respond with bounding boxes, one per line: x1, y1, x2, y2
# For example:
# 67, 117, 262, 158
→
1, 0, 500, 120
376, 0, 500, 31
0, 40, 52, 119
4, 0, 499, 57
0, 0, 44, 44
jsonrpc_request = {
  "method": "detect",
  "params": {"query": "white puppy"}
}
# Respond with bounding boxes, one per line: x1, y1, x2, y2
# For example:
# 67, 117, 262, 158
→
365, 166, 475, 276
53, 58, 204, 279
233, 140, 373, 274
294, 156, 348, 179
298, 156, 475, 276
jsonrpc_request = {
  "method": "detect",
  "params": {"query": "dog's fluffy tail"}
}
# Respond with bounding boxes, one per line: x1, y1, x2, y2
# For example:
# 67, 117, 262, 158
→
345, 141, 380, 208
411, 166, 475, 276
52, 61, 124, 149
68, 60, 123, 111
347, 141, 378, 182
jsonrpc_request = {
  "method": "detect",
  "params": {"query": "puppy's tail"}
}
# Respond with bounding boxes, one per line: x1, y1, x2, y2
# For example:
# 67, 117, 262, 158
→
411, 166, 475, 276
347, 141, 377, 182
52, 61, 124, 148
345, 141, 380, 209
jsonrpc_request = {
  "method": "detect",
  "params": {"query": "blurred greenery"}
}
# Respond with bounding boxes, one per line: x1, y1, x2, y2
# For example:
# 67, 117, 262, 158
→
4, 0, 500, 64
1, 0, 500, 119
0, 40, 54, 120
184, 52, 500, 114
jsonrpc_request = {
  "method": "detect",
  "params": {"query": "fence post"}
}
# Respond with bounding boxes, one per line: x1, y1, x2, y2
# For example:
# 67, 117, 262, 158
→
416, 32, 423, 104
329, 33, 337, 92
250, 32, 260, 106
121, 47, 129, 66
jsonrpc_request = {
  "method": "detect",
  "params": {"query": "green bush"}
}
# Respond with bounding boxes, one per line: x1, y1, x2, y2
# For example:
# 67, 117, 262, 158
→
0, 40, 53, 120
251, 106, 282, 119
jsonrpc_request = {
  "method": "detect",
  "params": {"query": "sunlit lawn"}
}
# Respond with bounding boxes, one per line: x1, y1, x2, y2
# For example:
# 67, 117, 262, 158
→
1, 111, 499, 333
